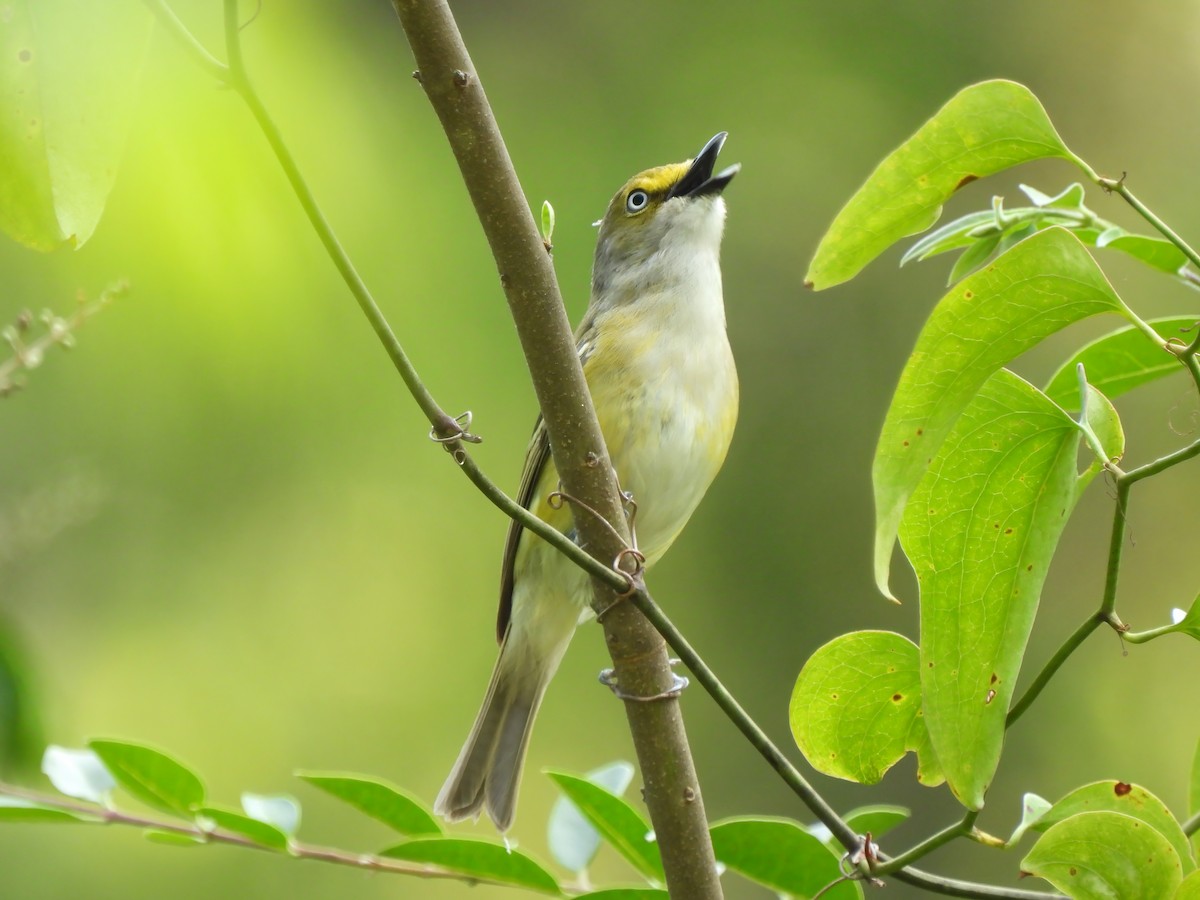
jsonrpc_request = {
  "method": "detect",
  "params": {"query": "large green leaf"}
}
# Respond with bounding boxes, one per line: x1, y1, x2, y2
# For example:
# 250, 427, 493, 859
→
1044, 316, 1196, 408
0, 0, 151, 250
1022, 811, 1184, 898
545, 770, 663, 882
709, 818, 861, 900
380, 837, 561, 895
790, 631, 941, 787
874, 227, 1131, 599
898, 371, 1123, 808
296, 771, 440, 836
1033, 781, 1193, 873
806, 80, 1080, 289
88, 739, 205, 819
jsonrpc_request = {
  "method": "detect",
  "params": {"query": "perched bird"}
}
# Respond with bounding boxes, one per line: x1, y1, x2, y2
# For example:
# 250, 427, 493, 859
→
436, 133, 740, 831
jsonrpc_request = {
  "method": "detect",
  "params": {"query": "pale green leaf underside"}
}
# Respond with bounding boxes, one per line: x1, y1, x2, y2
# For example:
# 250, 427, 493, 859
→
874, 227, 1131, 600
547, 760, 635, 874
806, 79, 1079, 290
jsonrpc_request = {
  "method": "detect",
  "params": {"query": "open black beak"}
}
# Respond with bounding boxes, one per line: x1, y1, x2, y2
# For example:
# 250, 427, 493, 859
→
667, 132, 740, 200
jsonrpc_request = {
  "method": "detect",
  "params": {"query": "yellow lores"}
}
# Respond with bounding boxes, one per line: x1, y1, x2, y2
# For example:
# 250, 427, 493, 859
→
436, 133, 740, 831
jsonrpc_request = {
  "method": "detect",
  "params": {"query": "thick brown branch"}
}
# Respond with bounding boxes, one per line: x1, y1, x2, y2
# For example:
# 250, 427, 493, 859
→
390, 2, 723, 896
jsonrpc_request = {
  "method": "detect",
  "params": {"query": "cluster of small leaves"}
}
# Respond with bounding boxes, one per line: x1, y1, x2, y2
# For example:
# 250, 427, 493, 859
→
901, 182, 1191, 286
0, 742, 912, 898
799, 78, 1200, 897
0, 281, 126, 397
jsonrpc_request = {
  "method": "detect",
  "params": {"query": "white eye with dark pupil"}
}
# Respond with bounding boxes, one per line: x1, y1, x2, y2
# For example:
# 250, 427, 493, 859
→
626, 189, 649, 214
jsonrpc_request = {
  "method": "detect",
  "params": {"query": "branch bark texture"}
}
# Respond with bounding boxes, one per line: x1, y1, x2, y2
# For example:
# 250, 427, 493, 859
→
390, 1, 723, 896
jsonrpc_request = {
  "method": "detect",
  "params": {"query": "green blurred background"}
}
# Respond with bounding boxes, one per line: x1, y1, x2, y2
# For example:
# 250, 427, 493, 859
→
3, 1, 1200, 896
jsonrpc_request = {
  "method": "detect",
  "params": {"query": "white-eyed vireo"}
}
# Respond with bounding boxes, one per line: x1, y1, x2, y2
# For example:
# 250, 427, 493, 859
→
436, 133, 740, 831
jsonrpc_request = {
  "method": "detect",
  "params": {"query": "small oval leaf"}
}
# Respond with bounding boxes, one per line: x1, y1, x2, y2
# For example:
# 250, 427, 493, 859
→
88, 739, 204, 818
296, 771, 439, 836
380, 836, 560, 895
547, 760, 635, 874
198, 805, 289, 852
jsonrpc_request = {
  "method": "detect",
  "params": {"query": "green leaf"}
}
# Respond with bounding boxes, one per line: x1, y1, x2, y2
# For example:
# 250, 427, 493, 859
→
541, 200, 556, 244
241, 793, 300, 837
1020, 183, 1087, 210
1022, 811, 1184, 898
576, 892, 667, 899
0, 795, 97, 824
546, 770, 663, 882
88, 739, 205, 818
296, 771, 440, 836
806, 80, 1079, 289
1044, 316, 1195, 409
1096, 228, 1189, 274
790, 631, 941, 787
899, 371, 1122, 809
842, 804, 910, 840
1034, 781, 1193, 873
142, 828, 204, 847
380, 837, 561, 895
0, 0, 151, 250
547, 760, 635, 874
1007, 793, 1052, 847
197, 805, 289, 852
710, 817, 861, 899
1178, 869, 1200, 899
946, 229, 1001, 285
1192, 738, 1200, 858
873, 227, 1131, 599
41, 745, 115, 804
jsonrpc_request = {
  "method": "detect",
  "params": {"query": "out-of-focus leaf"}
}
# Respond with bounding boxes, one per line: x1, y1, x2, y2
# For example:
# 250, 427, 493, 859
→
899, 372, 1122, 809
1178, 869, 1200, 899
0, 626, 42, 773
88, 739, 204, 818
142, 828, 204, 847
575, 892, 668, 899
1096, 228, 1189, 274
790, 631, 941, 787
0, 0, 152, 250
546, 770, 662, 882
807, 80, 1080, 289
1022, 811, 1183, 898
547, 760, 635, 874
41, 746, 115, 804
296, 771, 440, 836
197, 805, 289, 852
1044, 316, 1196, 409
710, 817, 861, 899
1033, 781, 1193, 872
873, 227, 1131, 600
0, 795, 97, 823
241, 793, 300, 837
945, 229, 1000, 284
380, 837, 561, 895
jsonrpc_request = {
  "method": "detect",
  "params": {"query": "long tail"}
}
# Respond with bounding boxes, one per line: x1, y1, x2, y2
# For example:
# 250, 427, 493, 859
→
435, 612, 576, 831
